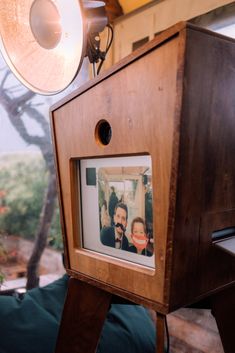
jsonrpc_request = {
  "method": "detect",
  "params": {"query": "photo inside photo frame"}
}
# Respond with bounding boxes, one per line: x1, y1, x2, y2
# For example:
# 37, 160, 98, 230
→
78, 155, 155, 268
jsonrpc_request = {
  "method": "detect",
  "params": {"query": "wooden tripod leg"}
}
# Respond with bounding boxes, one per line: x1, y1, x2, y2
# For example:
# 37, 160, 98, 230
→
55, 277, 112, 353
156, 313, 165, 353
211, 285, 235, 353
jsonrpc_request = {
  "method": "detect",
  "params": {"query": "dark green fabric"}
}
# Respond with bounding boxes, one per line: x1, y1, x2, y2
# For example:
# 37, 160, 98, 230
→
98, 304, 155, 353
0, 275, 155, 353
0, 275, 69, 353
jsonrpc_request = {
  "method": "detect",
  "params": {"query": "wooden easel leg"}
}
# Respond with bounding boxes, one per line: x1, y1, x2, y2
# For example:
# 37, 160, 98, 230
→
156, 312, 165, 353
55, 277, 112, 353
211, 285, 235, 353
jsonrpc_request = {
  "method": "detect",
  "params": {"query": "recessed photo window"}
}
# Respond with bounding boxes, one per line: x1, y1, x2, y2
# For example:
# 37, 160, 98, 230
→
78, 155, 155, 268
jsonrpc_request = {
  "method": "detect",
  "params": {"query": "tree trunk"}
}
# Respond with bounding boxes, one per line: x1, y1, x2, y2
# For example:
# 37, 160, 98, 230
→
26, 172, 57, 290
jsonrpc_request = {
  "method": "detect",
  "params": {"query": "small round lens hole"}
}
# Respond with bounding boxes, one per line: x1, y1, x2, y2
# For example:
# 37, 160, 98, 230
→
95, 120, 112, 146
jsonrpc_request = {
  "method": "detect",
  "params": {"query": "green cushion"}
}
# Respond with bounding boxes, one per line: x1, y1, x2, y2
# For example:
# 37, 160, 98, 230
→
0, 275, 155, 353
0, 275, 69, 353
98, 304, 155, 353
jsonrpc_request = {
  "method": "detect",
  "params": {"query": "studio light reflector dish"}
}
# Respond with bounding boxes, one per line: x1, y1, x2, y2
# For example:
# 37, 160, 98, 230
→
0, 0, 85, 95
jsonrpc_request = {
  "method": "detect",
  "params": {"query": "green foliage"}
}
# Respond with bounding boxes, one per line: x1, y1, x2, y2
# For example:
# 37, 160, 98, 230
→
0, 271, 4, 286
48, 206, 63, 251
0, 154, 63, 250
0, 240, 7, 262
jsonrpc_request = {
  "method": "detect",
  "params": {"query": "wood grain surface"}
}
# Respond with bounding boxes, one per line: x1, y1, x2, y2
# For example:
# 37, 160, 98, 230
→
51, 22, 235, 312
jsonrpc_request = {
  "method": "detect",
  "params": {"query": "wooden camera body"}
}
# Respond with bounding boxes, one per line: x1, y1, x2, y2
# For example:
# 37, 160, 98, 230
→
51, 23, 235, 313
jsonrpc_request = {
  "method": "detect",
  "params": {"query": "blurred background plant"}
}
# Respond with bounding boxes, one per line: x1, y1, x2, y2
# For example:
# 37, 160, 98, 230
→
0, 65, 63, 289
0, 154, 62, 248
0, 272, 4, 287
0, 241, 7, 287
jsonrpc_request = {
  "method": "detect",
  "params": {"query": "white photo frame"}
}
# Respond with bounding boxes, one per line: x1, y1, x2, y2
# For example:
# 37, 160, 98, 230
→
78, 155, 155, 268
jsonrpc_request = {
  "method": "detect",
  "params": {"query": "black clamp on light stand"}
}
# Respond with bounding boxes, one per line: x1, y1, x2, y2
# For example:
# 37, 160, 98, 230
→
83, 1, 113, 75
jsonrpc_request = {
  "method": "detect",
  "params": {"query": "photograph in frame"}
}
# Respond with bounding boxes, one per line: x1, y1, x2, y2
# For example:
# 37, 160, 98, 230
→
79, 155, 155, 268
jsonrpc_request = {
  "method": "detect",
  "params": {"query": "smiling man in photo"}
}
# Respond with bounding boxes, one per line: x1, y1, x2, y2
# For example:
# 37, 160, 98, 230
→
100, 202, 129, 250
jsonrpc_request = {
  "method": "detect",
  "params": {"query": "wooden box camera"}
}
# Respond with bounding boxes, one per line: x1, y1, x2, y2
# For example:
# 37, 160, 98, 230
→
51, 23, 235, 313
